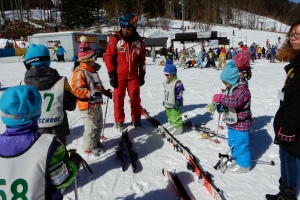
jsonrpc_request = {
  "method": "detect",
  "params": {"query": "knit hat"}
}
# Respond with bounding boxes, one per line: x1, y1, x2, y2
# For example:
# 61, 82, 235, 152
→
24, 44, 51, 69
0, 85, 42, 127
220, 61, 240, 86
233, 52, 249, 70
78, 36, 96, 62
164, 60, 177, 76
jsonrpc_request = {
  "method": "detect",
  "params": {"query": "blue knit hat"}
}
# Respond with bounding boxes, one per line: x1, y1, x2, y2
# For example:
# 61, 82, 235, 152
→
24, 44, 51, 68
164, 60, 177, 76
220, 61, 240, 86
0, 85, 42, 127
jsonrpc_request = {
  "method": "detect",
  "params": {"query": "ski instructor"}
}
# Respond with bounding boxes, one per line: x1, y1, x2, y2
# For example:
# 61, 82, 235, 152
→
105, 13, 146, 131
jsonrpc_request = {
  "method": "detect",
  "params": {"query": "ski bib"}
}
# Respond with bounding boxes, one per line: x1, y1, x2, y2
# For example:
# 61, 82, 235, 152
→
163, 79, 180, 108
0, 134, 55, 200
38, 77, 65, 128
222, 82, 246, 124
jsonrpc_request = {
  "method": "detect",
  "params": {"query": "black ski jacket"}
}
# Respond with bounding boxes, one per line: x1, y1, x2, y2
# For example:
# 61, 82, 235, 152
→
273, 52, 300, 157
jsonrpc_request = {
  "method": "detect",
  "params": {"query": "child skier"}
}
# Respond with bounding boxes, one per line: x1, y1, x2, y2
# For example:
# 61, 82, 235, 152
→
163, 60, 185, 135
72, 36, 112, 156
233, 52, 252, 84
211, 61, 252, 174
196, 51, 203, 68
0, 85, 84, 199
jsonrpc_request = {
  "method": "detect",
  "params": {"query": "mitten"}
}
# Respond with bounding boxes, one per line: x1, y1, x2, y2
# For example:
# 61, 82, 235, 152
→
90, 89, 102, 99
278, 127, 295, 142
173, 100, 181, 109
213, 94, 222, 103
139, 72, 145, 86
205, 103, 216, 114
104, 89, 112, 99
109, 72, 118, 88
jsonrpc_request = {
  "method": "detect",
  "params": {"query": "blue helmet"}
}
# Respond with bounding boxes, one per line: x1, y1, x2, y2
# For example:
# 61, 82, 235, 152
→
119, 14, 138, 28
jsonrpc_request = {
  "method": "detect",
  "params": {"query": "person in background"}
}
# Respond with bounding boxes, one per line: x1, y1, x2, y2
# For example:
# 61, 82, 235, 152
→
57, 44, 67, 62
0, 85, 83, 199
72, 36, 112, 156
151, 47, 156, 63
163, 60, 185, 135
210, 61, 252, 174
269, 45, 276, 63
23, 44, 77, 145
52, 43, 59, 61
174, 48, 179, 61
217, 47, 226, 70
265, 20, 300, 200
104, 13, 146, 131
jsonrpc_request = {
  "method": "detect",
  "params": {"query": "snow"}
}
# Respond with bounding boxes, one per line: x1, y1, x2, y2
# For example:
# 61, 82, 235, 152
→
1, 21, 300, 200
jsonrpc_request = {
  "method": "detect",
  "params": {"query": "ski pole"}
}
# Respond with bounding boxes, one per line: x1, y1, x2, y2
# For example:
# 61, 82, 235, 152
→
216, 113, 221, 136
252, 159, 275, 166
101, 96, 109, 140
74, 175, 78, 200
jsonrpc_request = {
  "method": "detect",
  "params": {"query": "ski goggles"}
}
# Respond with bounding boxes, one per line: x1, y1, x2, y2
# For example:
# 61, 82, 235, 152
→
119, 16, 138, 28
23, 56, 50, 70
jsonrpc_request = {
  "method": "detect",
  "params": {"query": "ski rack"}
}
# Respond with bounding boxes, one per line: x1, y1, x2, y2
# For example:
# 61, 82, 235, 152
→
159, 126, 225, 200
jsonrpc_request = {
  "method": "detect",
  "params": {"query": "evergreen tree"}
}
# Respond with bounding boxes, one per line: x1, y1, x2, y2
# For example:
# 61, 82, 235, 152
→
143, 0, 165, 18
61, 0, 96, 28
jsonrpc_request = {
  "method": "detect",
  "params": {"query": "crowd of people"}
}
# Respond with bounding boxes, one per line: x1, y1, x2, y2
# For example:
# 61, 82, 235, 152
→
152, 39, 280, 70
1, 12, 300, 199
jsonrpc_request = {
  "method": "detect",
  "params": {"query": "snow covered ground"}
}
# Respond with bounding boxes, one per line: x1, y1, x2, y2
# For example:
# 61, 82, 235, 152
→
1, 22, 300, 200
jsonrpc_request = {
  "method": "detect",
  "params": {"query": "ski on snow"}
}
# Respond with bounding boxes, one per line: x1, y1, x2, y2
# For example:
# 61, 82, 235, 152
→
183, 115, 227, 143
162, 168, 191, 200
140, 106, 161, 128
159, 126, 224, 200
116, 130, 138, 173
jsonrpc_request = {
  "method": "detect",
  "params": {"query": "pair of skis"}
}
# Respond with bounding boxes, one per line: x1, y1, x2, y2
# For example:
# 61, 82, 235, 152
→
159, 126, 224, 200
183, 115, 227, 143
162, 168, 191, 200
116, 130, 138, 173
141, 106, 224, 199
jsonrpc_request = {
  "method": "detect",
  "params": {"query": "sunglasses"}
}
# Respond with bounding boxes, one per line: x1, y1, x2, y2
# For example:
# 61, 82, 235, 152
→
286, 32, 300, 40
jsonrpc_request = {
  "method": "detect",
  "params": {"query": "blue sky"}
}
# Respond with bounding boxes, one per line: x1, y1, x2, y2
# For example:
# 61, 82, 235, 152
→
290, 0, 300, 2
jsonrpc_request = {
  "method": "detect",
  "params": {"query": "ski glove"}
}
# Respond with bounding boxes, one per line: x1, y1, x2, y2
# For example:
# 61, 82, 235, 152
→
104, 89, 112, 99
139, 72, 145, 86
216, 103, 225, 113
213, 94, 222, 103
90, 89, 102, 99
173, 100, 182, 109
206, 103, 216, 114
68, 149, 83, 169
278, 127, 295, 142
109, 72, 118, 88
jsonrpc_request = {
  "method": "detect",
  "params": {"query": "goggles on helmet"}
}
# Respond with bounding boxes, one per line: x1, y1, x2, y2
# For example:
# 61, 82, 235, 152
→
119, 15, 138, 28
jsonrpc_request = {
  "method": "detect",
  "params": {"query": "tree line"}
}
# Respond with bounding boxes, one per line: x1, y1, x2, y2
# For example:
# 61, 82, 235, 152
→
0, 0, 299, 31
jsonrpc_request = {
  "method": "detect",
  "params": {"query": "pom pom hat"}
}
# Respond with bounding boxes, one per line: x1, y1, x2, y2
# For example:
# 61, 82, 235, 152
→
233, 52, 249, 70
220, 61, 240, 86
0, 85, 42, 127
164, 60, 177, 76
78, 36, 96, 62
24, 44, 51, 69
